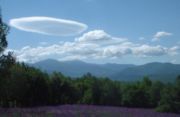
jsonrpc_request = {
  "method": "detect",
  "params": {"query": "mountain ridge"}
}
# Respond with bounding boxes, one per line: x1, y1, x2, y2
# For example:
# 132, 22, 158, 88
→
31, 59, 180, 82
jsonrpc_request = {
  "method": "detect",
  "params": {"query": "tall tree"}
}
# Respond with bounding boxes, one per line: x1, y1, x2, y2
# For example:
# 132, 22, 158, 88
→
0, 8, 9, 54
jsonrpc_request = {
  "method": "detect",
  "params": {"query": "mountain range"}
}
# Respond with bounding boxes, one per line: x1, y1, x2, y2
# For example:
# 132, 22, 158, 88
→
31, 59, 180, 82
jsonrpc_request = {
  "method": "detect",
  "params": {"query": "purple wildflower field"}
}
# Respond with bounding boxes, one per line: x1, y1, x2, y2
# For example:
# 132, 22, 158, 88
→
0, 105, 179, 117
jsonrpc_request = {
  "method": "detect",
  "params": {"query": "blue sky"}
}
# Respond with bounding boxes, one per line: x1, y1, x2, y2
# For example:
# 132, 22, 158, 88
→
1, 0, 180, 64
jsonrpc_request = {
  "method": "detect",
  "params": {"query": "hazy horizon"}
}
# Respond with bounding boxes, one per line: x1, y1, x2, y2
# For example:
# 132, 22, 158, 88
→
30, 58, 180, 66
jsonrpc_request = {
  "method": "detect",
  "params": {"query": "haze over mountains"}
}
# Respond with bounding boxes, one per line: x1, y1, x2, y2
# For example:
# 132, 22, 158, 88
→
32, 59, 180, 82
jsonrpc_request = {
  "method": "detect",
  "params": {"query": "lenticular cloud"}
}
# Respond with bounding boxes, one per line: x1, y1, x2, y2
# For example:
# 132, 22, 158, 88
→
9, 17, 88, 36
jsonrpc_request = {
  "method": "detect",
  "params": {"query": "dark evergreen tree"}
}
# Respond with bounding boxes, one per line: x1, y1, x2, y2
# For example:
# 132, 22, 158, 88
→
0, 9, 9, 53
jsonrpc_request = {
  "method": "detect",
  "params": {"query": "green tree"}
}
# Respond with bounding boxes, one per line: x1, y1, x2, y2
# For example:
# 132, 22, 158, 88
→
0, 9, 12, 107
27, 68, 50, 106
149, 81, 164, 107
0, 52, 16, 107
173, 76, 180, 113
50, 72, 63, 105
76, 73, 97, 104
0, 10, 9, 53
156, 83, 179, 113
99, 78, 121, 106
121, 82, 149, 107
140, 76, 152, 90
50, 72, 78, 105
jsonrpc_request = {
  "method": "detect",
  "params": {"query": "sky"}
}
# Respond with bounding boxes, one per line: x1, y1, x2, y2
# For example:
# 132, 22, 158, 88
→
1, 0, 180, 64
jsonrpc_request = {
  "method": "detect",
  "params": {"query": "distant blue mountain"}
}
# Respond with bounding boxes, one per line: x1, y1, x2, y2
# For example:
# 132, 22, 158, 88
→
111, 62, 180, 82
32, 59, 180, 82
32, 59, 134, 78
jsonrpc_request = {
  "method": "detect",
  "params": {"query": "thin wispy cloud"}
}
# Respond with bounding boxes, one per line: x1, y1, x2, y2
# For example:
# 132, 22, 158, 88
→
7, 30, 179, 63
152, 31, 172, 41
9, 16, 88, 36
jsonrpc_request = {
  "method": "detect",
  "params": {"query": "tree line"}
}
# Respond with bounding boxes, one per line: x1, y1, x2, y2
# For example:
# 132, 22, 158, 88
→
0, 10, 180, 113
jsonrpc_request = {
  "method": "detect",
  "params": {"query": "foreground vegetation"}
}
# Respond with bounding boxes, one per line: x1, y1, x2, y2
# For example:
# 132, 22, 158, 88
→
0, 105, 180, 117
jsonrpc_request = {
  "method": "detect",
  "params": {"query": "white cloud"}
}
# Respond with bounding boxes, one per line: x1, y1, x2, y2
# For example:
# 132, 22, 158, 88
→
7, 30, 179, 63
133, 45, 167, 56
9, 16, 88, 36
76, 30, 111, 42
168, 46, 180, 55
75, 30, 127, 45
152, 31, 172, 41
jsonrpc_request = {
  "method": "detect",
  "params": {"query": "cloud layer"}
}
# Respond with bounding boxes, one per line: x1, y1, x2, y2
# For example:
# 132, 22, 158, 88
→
8, 30, 179, 63
9, 16, 88, 36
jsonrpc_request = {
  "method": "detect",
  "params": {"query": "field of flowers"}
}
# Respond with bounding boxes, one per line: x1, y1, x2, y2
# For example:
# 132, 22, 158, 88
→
0, 105, 179, 117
